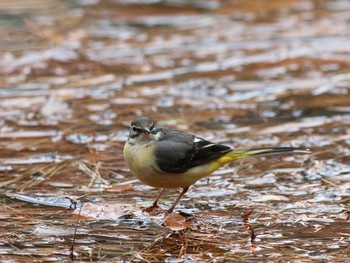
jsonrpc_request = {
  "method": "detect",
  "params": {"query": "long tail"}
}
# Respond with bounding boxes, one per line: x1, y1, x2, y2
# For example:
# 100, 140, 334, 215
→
217, 147, 310, 166
241, 147, 311, 157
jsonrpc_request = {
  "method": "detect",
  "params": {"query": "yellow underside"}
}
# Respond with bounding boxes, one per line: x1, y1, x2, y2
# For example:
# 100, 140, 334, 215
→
124, 142, 253, 189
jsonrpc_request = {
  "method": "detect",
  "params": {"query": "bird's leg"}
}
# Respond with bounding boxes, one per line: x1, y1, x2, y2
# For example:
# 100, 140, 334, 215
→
167, 187, 189, 214
152, 188, 165, 207
142, 188, 165, 212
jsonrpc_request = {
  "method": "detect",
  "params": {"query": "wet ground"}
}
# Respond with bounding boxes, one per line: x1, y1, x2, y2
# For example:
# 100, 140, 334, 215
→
1, 0, 350, 262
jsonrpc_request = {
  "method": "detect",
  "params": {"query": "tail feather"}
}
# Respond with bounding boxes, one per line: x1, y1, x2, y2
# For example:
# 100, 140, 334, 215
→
243, 147, 311, 156
219, 147, 310, 166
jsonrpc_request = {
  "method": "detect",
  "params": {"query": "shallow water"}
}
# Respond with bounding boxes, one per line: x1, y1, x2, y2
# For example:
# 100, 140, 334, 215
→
1, 0, 350, 261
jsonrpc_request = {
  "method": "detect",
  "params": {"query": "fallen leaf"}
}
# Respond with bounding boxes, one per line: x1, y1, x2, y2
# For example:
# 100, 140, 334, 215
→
105, 185, 134, 192
76, 202, 137, 221
65, 214, 91, 222
163, 213, 193, 231
254, 195, 290, 202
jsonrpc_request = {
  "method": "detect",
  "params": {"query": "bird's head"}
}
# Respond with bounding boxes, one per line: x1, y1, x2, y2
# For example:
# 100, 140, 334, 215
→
128, 117, 159, 144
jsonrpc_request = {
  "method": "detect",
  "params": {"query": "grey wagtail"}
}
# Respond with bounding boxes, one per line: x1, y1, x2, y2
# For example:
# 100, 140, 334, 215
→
124, 117, 310, 213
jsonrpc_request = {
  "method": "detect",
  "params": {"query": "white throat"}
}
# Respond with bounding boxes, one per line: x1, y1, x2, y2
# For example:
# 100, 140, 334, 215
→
129, 131, 161, 146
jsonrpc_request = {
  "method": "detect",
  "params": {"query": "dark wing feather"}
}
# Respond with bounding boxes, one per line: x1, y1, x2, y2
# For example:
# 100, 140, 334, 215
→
155, 128, 231, 173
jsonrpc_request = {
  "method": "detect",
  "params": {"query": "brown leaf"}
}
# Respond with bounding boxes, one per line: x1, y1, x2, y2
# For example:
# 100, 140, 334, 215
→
105, 185, 134, 192
163, 213, 193, 231
65, 214, 91, 222
254, 195, 290, 202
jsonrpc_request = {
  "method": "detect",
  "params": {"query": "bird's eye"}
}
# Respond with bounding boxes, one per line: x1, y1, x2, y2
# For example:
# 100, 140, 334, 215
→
150, 123, 155, 131
132, 126, 142, 133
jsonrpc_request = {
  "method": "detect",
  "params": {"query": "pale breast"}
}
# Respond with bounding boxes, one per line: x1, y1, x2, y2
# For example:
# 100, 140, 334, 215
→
124, 141, 160, 185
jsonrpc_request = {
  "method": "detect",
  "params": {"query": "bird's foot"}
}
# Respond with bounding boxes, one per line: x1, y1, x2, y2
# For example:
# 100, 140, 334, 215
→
165, 208, 174, 215
141, 204, 160, 213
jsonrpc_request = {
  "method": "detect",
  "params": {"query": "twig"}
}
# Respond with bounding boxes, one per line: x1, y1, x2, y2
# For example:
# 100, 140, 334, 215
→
320, 178, 339, 188
242, 210, 257, 243
69, 201, 84, 260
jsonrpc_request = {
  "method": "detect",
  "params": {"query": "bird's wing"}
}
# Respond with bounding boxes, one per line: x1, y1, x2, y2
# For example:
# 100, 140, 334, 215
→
155, 128, 231, 173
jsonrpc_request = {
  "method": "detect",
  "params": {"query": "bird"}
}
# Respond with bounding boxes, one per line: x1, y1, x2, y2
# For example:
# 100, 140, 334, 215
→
123, 117, 310, 214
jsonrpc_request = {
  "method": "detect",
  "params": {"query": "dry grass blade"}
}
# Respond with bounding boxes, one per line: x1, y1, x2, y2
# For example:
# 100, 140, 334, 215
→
320, 178, 339, 188
0, 164, 53, 188
75, 161, 106, 189
17, 162, 68, 191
